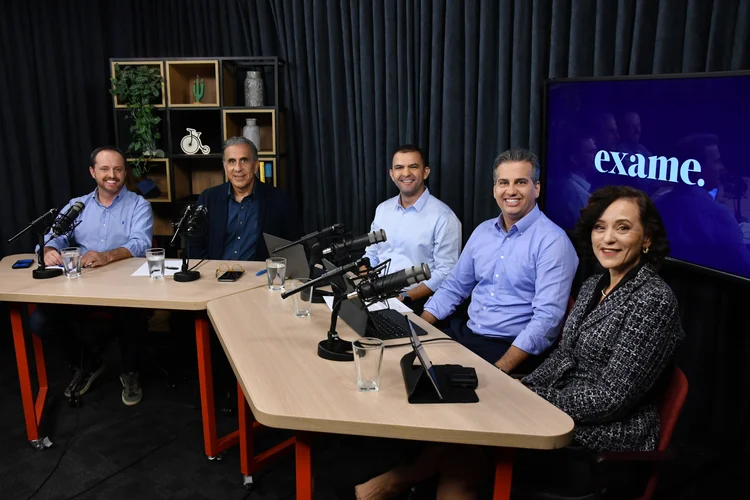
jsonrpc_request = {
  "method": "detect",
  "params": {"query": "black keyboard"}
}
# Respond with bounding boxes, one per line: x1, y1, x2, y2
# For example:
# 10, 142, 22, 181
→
367, 309, 427, 340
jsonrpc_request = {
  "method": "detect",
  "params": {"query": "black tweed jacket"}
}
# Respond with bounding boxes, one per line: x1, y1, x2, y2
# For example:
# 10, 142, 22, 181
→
522, 264, 684, 452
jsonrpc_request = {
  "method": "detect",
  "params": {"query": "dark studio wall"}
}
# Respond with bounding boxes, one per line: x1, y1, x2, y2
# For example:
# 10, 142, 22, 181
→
2, 0, 750, 489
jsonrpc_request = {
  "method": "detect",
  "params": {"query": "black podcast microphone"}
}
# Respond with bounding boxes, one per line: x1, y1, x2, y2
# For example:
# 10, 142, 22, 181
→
348, 264, 431, 302
273, 223, 344, 253
281, 257, 370, 299
170, 204, 195, 246
322, 229, 387, 256
186, 205, 207, 235
50, 201, 85, 237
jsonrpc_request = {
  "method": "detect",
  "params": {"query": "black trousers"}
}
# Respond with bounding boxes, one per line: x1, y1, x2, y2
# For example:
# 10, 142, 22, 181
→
29, 304, 146, 373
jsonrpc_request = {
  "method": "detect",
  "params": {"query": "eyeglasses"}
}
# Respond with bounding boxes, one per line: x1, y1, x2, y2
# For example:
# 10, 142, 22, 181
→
215, 263, 245, 278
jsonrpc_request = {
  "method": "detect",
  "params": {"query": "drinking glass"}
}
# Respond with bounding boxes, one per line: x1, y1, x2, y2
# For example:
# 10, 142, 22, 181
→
61, 247, 82, 278
290, 278, 313, 317
266, 257, 287, 290
146, 248, 166, 279
353, 338, 384, 391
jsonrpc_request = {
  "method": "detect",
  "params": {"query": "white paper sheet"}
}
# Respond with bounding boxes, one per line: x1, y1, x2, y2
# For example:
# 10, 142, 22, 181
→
131, 259, 184, 277
323, 295, 413, 313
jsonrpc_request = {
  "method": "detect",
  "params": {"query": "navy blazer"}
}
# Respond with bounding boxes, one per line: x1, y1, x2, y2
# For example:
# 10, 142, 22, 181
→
188, 181, 302, 261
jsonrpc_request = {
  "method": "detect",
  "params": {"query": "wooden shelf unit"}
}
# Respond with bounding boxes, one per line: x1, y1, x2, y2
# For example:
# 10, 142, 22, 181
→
166, 60, 220, 107
110, 57, 285, 237
111, 60, 166, 108
125, 158, 171, 203
223, 109, 276, 155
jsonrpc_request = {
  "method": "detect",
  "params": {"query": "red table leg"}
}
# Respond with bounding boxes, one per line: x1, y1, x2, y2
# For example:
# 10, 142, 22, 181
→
238, 382, 295, 488
295, 431, 313, 500
195, 315, 238, 458
10, 303, 49, 447
492, 448, 514, 500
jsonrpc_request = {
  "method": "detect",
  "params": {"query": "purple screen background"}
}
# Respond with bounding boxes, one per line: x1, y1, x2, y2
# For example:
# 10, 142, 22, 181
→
544, 74, 750, 279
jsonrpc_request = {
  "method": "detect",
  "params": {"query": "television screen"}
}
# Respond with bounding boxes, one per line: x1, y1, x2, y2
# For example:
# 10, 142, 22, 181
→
543, 73, 750, 281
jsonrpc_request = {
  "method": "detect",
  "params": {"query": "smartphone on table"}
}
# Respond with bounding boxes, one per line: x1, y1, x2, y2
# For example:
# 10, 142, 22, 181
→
217, 270, 244, 282
12, 259, 35, 269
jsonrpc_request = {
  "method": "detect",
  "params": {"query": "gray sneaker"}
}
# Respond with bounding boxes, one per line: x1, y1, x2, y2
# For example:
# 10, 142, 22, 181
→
120, 372, 142, 406
65, 363, 106, 398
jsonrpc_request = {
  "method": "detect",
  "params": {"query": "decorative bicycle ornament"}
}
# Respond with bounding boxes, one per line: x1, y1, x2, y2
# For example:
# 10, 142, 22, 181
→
180, 128, 211, 154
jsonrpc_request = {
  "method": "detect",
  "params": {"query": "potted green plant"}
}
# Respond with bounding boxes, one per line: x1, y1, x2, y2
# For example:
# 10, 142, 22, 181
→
109, 64, 165, 178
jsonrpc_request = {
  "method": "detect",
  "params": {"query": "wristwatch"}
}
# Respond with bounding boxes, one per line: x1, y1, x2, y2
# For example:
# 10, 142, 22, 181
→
400, 291, 413, 305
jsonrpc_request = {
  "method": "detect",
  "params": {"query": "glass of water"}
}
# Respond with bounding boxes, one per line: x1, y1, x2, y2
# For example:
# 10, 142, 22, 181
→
266, 257, 287, 290
290, 278, 313, 317
146, 248, 166, 279
61, 247, 82, 278
353, 337, 384, 391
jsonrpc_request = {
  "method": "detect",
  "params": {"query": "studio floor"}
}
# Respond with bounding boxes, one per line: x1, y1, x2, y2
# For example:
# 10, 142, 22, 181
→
0, 322, 745, 500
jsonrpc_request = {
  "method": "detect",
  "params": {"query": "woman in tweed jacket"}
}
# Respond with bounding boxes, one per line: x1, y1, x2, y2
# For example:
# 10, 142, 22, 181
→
523, 185, 684, 453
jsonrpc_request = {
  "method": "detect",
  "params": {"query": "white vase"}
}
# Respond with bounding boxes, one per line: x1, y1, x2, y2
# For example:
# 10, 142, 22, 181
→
244, 71, 264, 106
242, 118, 260, 151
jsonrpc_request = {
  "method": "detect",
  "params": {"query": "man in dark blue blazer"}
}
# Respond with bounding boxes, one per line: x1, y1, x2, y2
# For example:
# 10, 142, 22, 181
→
189, 137, 302, 261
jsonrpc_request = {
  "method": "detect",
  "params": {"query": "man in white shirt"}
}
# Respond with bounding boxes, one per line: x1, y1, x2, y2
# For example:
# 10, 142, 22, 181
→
364, 145, 461, 314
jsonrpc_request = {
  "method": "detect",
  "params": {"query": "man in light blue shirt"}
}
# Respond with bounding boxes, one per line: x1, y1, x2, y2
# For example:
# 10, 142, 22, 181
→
364, 145, 461, 314
422, 148, 578, 373
31, 146, 153, 406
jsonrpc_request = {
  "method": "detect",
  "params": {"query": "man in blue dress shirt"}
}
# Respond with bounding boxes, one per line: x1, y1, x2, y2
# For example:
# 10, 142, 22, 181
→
422, 148, 578, 373
31, 146, 154, 405
364, 145, 461, 314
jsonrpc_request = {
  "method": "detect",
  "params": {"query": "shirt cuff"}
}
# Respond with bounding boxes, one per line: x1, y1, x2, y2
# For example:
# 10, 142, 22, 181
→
511, 333, 544, 356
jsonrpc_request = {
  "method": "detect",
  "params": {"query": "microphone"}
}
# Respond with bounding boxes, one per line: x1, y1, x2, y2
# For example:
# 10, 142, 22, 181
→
171, 204, 195, 246
348, 264, 431, 302
186, 205, 207, 235
281, 257, 370, 299
322, 230, 387, 256
273, 223, 344, 253
51, 201, 85, 237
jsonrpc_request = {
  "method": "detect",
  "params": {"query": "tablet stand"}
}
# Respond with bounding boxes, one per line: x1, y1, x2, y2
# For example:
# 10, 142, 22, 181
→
400, 351, 479, 404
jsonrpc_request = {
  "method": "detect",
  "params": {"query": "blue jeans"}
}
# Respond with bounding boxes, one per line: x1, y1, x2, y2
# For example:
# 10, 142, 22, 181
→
30, 304, 146, 373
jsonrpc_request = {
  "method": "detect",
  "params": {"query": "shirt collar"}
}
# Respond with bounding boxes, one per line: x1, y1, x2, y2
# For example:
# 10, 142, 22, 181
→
227, 179, 257, 200
496, 204, 541, 235
92, 186, 127, 208
395, 187, 430, 212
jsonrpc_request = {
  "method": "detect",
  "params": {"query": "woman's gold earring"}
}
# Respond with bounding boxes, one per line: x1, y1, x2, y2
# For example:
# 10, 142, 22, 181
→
643, 247, 650, 254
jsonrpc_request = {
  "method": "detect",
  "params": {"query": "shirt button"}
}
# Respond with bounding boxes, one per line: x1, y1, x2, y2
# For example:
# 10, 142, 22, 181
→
495, 274, 499, 278
237, 236, 241, 240
490, 292, 494, 297
500, 256, 504, 259
477, 324, 481, 328
103, 224, 106, 227
483, 306, 486, 310
235, 251, 238, 254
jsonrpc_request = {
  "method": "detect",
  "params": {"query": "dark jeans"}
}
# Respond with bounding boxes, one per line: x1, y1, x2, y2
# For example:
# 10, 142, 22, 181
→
30, 304, 147, 373
443, 317, 544, 374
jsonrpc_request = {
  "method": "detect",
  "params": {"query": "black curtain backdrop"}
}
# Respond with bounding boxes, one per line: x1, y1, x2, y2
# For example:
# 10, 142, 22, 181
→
2, 0, 750, 492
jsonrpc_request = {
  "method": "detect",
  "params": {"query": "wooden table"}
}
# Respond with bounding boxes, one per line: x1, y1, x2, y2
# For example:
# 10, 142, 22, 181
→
0, 254, 267, 458
207, 287, 574, 499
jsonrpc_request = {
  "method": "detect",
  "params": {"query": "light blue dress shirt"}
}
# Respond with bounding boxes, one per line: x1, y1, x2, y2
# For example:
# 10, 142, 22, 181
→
42, 187, 154, 257
424, 205, 578, 355
364, 188, 461, 292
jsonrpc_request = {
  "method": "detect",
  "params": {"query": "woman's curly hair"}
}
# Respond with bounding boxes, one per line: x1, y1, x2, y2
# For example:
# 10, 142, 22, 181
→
574, 185, 670, 266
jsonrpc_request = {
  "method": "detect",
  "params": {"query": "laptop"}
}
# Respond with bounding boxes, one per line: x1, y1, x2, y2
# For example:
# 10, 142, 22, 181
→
263, 233, 310, 279
322, 259, 428, 341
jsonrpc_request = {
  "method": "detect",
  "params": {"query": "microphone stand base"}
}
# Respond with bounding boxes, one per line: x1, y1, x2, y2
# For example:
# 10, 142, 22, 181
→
317, 337, 353, 362
32, 267, 63, 280
174, 270, 201, 282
